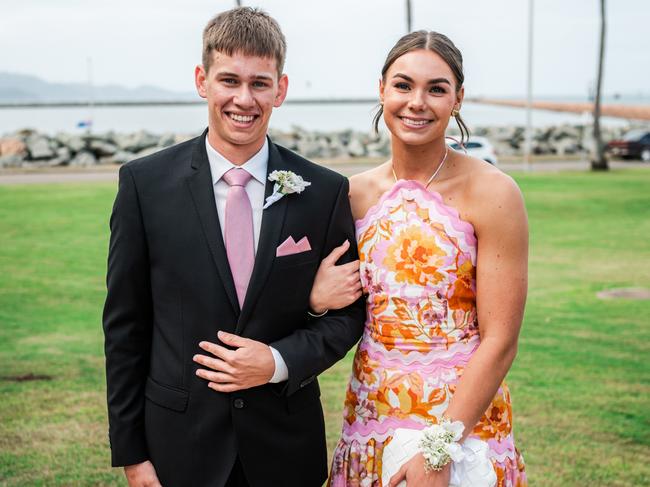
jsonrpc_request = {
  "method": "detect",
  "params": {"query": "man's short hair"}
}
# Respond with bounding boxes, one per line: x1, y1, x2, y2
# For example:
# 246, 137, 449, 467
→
202, 7, 287, 77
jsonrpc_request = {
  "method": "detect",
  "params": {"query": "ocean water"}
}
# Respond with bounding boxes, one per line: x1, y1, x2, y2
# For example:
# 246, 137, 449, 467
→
0, 101, 635, 136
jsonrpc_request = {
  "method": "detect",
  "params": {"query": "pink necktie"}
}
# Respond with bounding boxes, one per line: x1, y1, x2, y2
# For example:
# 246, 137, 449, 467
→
222, 168, 254, 308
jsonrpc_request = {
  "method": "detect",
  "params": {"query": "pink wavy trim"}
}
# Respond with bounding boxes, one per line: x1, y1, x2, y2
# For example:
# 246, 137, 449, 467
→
360, 335, 480, 368
490, 450, 518, 464
339, 421, 520, 463
487, 437, 516, 455
361, 343, 478, 372
355, 179, 477, 246
341, 417, 425, 443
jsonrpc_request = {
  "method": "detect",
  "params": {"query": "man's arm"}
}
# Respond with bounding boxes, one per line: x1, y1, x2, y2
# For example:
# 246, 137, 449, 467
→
193, 177, 365, 396
268, 177, 365, 395
103, 164, 152, 467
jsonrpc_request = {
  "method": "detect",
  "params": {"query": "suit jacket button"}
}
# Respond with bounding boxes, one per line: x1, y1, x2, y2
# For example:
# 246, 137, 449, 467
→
233, 398, 245, 409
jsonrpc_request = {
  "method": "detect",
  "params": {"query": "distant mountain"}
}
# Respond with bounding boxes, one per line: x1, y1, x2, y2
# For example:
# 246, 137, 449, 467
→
0, 72, 198, 103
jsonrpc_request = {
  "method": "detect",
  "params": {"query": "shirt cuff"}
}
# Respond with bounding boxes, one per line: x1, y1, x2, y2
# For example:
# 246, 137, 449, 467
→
269, 346, 289, 383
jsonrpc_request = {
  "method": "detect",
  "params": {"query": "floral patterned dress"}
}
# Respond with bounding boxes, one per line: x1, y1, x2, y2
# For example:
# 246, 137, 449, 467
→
329, 180, 527, 487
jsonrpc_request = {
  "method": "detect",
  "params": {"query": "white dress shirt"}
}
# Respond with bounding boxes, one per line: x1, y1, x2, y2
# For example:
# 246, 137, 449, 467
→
205, 137, 289, 383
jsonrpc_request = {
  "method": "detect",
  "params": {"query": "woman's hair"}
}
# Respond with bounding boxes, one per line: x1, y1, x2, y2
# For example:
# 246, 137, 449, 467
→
373, 30, 470, 145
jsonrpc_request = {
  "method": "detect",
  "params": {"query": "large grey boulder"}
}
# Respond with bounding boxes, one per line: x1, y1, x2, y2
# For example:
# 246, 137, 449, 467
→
26, 135, 55, 159
158, 133, 176, 148
70, 150, 97, 166
55, 133, 87, 153
90, 139, 118, 157
296, 139, 324, 159
346, 137, 366, 157
114, 130, 159, 152
366, 135, 390, 157
113, 150, 137, 165
47, 146, 72, 166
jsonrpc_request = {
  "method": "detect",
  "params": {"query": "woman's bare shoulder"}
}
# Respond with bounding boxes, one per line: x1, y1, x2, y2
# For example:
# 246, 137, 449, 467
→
349, 162, 392, 221
461, 156, 526, 235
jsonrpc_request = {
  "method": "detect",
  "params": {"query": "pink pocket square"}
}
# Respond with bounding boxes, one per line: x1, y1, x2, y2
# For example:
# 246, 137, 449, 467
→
276, 236, 312, 257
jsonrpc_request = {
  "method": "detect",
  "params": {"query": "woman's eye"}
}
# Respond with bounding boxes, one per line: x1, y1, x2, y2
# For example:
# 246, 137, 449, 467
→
394, 82, 410, 90
430, 85, 446, 94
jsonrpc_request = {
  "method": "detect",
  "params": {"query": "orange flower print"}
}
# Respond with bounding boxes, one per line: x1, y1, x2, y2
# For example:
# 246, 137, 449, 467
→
473, 385, 513, 441
448, 259, 476, 311
383, 226, 446, 285
353, 350, 378, 386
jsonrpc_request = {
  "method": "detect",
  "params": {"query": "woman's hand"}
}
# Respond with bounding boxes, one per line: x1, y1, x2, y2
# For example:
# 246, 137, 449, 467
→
388, 453, 451, 487
309, 240, 363, 313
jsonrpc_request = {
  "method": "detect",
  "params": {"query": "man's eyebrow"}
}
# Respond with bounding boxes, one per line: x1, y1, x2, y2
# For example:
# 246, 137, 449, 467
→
215, 71, 273, 81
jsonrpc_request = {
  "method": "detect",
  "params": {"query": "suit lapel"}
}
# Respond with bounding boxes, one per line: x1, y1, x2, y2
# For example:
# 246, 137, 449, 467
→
186, 131, 240, 315
237, 141, 289, 332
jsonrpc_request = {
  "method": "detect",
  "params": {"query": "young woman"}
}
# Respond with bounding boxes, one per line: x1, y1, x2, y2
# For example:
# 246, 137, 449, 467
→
310, 31, 528, 486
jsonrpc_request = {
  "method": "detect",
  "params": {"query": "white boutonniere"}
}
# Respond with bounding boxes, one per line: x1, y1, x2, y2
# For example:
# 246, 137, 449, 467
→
263, 170, 311, 209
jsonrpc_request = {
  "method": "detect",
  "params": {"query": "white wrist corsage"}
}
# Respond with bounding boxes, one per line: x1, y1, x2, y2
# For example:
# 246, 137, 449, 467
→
263, 170, 311, 209
382, 419, 497, 487
419, 418, 465, 471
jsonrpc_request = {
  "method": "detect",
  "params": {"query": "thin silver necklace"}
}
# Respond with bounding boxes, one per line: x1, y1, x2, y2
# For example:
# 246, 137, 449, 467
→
391, 146, 449, 189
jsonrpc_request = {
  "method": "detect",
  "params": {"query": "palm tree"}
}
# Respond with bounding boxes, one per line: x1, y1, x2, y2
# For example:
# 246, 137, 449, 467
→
591, 0, 608, 170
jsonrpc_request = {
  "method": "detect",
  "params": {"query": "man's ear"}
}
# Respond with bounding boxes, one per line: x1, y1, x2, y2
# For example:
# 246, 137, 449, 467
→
274, 74, 289, 108
195, 65, 207, 99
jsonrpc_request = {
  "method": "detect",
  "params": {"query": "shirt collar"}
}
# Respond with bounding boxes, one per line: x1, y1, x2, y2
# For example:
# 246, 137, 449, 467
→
205, 136, 269, 186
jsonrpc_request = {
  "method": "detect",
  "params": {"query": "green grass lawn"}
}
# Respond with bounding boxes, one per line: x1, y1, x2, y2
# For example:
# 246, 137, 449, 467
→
1, 169, 649, 486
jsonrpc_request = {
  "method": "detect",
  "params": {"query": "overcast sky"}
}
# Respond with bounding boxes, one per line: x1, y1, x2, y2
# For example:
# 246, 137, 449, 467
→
2, 0, 648, 100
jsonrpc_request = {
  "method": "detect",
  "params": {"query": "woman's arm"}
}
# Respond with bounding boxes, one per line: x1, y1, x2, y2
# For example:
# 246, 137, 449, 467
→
309, 240, 362, 314
309, 174, 371, 313
444, 170, 529, 437
389, 170, 528, 487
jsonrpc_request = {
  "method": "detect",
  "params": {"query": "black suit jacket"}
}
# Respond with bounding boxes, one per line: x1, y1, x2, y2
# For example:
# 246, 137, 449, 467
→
103, 131, 365, 487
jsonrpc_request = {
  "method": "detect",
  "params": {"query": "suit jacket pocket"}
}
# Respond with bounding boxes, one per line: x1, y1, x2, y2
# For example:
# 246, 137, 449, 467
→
145, 376, 189, 412
286, 379, 321, 413
274, 251, 318, 270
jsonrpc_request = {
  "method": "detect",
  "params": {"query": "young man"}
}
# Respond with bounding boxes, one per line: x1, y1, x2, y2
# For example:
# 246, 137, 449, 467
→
103, 7, 365, 487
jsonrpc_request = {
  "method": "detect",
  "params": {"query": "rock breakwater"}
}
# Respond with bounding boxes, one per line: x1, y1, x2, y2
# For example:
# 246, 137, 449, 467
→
0, 124, 645, 169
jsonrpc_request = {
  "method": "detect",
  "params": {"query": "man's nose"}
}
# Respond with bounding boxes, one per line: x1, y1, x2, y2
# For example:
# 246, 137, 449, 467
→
234, 85, 255, 108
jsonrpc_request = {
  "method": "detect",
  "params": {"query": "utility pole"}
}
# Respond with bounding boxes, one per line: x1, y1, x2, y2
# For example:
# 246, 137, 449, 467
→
86, 57, 94, 134
406, 0, 412, 33
523, 0, 534, 171
235, 0, 242, 6
591, 0, 608, 171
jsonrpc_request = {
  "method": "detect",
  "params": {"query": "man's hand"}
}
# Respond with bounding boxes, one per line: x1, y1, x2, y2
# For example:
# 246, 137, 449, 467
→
309, 240, 362, 314
193, 331, 275, 392
124, 460, 161, 487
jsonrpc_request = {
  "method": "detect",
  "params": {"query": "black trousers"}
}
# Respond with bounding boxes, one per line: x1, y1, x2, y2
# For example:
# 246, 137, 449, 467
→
224, 457, 250, 487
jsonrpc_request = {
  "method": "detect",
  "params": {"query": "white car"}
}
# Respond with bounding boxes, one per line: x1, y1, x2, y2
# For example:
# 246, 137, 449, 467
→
449, 136, 498, 165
